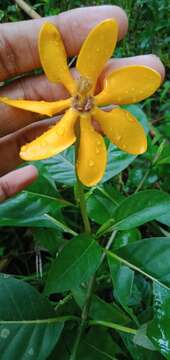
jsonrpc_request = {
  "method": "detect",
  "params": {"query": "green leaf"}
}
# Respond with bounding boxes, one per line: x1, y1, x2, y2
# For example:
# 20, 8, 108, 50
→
110, 264, 134, 307
45, 234, 102, 294
42, 147, 76, 186
108, 259, 137, 322
0, 276, 64, 360
121, 333, 161, 360
114, 229, 141, 249
98, 190, 170, 235
72, 286, 129, 325
87, 185, 123, 225
147, 283, 170, 359
108, 237, 170, 288
134, 324, 157, 351
77, 327, 120, 359
28, 162, 59, 196
33, 228, 64, 254
102, 143, 135, 183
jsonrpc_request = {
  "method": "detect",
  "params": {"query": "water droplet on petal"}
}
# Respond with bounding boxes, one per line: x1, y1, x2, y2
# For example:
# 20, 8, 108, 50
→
116, 135, 121, 141
40, 141, 48, 147
89, 160, 94, 167
97, 140, 101, 146
96, 148, 100, 154
131, 87, 135, 92
57, 127, 65, 136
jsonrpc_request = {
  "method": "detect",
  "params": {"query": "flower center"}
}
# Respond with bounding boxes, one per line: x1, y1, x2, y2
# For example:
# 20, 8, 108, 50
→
72, 76, 94, 113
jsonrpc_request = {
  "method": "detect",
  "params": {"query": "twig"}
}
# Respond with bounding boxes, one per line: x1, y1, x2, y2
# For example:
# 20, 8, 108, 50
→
14, 0, 41, 19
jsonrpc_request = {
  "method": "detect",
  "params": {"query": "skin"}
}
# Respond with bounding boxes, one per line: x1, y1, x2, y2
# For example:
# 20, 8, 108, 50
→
0, 5, 165, 202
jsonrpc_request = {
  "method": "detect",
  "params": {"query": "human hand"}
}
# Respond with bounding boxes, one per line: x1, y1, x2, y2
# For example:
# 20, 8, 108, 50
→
0, 165, 38, 202
0, 5, 165, 195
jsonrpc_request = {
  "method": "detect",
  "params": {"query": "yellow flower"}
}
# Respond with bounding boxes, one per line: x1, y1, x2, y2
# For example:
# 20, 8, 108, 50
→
0, 20, 161, 186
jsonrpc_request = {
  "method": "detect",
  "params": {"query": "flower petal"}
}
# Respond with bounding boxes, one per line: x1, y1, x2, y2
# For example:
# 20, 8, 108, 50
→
20, 108, 78, 160
0, 97, 71, 116
39, 22, 76, 94
93, 107, 147, 155
95, 65, 161, 106
76, 19, 118, 89
77, 113, 107, 186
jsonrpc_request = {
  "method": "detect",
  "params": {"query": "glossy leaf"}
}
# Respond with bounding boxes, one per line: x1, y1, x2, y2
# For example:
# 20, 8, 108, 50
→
77, 327, 120, 359
86, 185, 123, 225
148, 283, 170, 359
72, 286, 129, 325
45, 234, 102, 294
98, 190, 170, 235
108, 237, 170, 288
134, 324, 157, 351
0, 190, 76, 235
42, 147, 76, 185
0, 276, 63, 360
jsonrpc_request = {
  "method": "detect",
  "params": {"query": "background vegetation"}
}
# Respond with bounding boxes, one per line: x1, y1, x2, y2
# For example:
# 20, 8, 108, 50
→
0, 1, 170, 359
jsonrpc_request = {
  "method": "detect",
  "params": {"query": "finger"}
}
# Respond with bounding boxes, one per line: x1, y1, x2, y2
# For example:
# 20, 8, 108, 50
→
0, 5, 128, 80
98, 54, 165, 90
0, 165, 38, 202
0, 117, 59, 175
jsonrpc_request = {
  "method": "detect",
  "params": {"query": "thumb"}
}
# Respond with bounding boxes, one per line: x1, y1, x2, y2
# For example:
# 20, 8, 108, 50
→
0, 165, 38, 202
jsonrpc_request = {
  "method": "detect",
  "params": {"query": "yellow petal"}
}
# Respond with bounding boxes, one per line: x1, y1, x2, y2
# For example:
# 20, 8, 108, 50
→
93, 107, 147, 155
0, 97, 71, 116
95, 65, 161, 106
20, 108, 78, 160
76, 19, 118, 89
77, 113, 107, 186
39, 22, 76, 94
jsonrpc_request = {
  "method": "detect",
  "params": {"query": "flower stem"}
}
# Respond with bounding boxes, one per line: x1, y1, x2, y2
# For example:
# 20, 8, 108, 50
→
76, 176, 91, 234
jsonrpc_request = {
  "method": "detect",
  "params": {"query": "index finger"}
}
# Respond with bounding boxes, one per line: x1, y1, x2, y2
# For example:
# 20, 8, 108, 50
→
0, 5, 128, 81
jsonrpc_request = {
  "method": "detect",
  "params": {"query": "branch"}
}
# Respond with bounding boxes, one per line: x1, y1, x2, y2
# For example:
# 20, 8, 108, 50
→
14, 0, 41, 19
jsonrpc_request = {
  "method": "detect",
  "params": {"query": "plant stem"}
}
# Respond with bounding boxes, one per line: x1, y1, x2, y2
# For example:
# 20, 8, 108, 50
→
69, 231, 117, 360
69, 274, 96, 360
14, 0, 41, 19
134, 167, 151, 193
76, 176, 91, 234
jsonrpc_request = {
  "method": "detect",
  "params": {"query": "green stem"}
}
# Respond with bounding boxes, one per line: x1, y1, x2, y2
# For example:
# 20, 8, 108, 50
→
134, 167, 151, 193
69, 231, 117, 360
76, 175, 91, 234
89, 320, 137, 335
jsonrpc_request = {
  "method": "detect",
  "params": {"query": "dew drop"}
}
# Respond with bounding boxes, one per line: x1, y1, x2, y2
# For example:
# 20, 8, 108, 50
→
116, 135, 121, 141
96, 48, 100, 53
28, 347, 34, 356
57, 127, 65, 136
96, 140, 101, 146
89, 160, 94, 167
96, 148, 100, 154
131, 87, 135, 92
0, 328, 10, 339
40, 141, 48, 148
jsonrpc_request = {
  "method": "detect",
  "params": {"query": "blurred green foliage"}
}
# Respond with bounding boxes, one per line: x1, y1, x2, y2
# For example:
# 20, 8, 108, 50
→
0, 2, 170, 359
